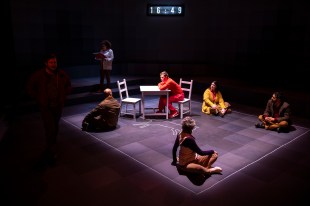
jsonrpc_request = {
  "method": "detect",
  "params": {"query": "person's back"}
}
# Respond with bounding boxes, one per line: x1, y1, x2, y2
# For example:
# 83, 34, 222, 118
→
82, 88, 120, 131
96, 95, 120, 128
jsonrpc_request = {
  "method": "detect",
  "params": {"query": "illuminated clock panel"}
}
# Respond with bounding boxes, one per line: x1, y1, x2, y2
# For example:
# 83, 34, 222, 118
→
147, 4, 184, 16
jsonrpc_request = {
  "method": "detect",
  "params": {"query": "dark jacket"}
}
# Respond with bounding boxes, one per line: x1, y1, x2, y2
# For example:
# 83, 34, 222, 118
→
172, 133, 214, 166
263, 99, 291, 124
83, 96, 120, 130
27, 68, 71, 108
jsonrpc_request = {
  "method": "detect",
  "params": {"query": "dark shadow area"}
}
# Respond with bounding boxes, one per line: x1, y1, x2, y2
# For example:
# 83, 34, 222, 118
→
254, 125, 297, 133
81, 125, 119, 133
32, 153, 56, 173
176, 166, 210, 186
289, 125, 297, 132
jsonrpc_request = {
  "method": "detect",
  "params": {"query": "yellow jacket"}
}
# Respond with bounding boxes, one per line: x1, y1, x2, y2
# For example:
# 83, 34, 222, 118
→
202, 88, 226, 114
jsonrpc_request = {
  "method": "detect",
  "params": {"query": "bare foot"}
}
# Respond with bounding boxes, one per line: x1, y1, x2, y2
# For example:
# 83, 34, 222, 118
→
208, 166, 222, 174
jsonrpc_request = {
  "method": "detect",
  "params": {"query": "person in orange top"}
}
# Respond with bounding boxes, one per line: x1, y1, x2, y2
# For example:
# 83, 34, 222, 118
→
157, 71, 184, 118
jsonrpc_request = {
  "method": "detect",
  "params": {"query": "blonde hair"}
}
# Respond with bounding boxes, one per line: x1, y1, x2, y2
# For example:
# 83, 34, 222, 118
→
160, 71, 169, 78
181, 116, 196, 133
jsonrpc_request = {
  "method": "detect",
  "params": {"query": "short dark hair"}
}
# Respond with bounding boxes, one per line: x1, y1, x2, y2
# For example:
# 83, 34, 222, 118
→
211, 80, 221, 91
101, 40, 112, 49
160, 71, 169, 78
274, 92, 285, 101
43, 53, 57, 63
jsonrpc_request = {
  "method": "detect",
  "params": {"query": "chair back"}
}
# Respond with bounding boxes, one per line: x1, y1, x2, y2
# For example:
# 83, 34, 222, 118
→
117, 79, 129, 100
179, 78, 193, 100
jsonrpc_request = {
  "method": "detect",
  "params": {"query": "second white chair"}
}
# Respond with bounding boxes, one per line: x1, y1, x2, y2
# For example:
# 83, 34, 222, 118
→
117, 79, 141, 120
175, 78, 193, 119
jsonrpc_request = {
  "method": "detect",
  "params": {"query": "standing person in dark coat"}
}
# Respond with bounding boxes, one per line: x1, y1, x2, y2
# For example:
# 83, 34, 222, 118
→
27, 53, 72, 164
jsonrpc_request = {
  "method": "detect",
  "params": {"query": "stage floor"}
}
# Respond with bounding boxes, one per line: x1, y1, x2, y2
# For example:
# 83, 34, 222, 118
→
1, 96, 309, 205
63, 99, 310, 194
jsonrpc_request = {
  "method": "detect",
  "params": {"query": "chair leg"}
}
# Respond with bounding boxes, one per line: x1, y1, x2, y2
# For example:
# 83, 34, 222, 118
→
180, 103, 184, 119
133, 104, 136, 120
120, 103, 123, 117
139, 102, 141, 116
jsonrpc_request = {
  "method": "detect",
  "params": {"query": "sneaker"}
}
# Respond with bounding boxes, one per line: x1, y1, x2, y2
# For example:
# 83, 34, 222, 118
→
169, 110, 179, 118
219, 111, 224, 118
210, 108, 218, 115
82, 122, 89, 131
255, 123, 265, 128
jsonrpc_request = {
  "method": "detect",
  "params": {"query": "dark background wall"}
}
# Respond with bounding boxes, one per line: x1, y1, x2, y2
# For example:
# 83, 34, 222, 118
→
3, 0, 309, 107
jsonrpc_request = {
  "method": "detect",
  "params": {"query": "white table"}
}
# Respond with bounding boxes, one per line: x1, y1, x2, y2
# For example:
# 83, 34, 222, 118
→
140, 86, 170, 119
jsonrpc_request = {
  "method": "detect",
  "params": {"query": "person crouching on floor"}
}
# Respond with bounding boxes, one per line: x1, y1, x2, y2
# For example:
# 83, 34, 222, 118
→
82, 88, 120, 131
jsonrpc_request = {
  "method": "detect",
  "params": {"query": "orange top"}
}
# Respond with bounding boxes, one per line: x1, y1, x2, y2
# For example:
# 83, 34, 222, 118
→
158, 78, 183, 96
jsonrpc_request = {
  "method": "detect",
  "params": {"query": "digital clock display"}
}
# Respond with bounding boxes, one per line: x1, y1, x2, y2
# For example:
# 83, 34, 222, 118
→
147, 4, 184, 16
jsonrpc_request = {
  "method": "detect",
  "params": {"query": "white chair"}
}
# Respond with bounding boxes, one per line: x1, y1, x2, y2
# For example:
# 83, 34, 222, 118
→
117, 79, 141, 120
175, 78, 193, 119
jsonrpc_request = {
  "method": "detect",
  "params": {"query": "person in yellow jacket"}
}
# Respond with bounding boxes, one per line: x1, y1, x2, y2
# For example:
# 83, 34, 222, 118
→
202, 81, 231, 117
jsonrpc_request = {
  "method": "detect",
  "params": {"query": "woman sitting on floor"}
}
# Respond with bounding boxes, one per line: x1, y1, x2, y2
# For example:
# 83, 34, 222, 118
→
171, 116, 222, 175
202, 80, 231, 117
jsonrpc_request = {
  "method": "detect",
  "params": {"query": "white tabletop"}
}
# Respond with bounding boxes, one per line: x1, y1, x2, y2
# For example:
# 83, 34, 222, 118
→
140, 86, 170, 93
140, 85, 160, 91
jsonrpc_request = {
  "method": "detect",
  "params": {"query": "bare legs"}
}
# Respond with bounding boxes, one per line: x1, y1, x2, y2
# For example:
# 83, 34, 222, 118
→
183, 152, 222, 175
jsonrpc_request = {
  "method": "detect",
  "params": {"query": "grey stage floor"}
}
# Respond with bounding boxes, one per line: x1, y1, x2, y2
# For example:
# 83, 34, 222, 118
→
63, 98, 310, 195
1, 97, 310, 205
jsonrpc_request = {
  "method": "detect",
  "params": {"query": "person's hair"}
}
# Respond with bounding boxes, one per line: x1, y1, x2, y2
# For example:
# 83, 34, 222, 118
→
101, 40, 112, 49
181, 116, 196, 133
210, 80, 220, 92
160, 71, 169, 78
274, 91, 285, 102
43, 53, 57, 63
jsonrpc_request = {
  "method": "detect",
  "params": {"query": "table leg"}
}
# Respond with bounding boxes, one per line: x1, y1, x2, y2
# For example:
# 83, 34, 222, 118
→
166, 92, 169, 119
141, 92, 145, 119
